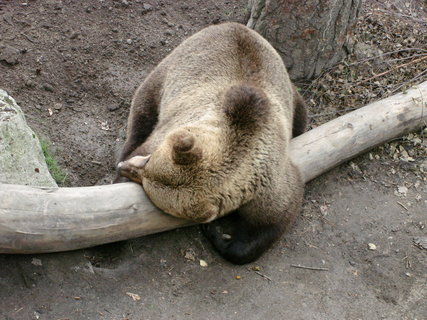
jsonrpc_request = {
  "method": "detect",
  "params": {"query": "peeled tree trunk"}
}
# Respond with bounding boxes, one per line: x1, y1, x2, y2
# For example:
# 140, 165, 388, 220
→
0, 81, 426, 254
247, 0, 362, 81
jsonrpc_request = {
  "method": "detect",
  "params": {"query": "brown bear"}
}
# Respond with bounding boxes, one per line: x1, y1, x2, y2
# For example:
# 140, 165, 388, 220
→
116, 22, 307, 265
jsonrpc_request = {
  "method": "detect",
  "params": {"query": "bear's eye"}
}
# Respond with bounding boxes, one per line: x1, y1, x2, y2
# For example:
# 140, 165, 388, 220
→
149, 175, 186, 189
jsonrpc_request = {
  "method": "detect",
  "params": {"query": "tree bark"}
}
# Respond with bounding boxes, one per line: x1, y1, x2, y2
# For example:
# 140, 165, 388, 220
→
247, 0, 362, 81
1, 81, 426, 254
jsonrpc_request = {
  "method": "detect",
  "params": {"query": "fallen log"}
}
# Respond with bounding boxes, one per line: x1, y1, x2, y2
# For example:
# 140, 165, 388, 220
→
1, 81, 426, 253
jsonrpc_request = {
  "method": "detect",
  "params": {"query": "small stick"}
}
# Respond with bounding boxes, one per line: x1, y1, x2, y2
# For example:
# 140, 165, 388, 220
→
255, 271, 272, 281
290, 264, 329, 271
391, 69, 427, 94
347, 48, 427, 66
358, 56, 427, 84
14, 307, 23, 314
20, 32, 35, 43
387, 53, 427, 64
397, 201, 409, 211
376, 8, 427, 25
402, 255, 411, 268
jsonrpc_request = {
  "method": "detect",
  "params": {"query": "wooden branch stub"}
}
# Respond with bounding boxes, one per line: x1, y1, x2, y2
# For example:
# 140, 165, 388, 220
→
291, 81, 427, 182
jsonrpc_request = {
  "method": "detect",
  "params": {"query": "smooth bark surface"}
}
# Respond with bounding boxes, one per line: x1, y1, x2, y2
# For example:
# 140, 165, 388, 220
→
0, 81, 426, 253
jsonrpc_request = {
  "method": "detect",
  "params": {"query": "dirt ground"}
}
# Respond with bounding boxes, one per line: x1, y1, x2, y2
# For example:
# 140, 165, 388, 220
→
0, 0, 426, 319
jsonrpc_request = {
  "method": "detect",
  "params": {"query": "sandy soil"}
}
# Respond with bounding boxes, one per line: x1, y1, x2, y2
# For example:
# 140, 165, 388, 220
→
0, 1, 426, 319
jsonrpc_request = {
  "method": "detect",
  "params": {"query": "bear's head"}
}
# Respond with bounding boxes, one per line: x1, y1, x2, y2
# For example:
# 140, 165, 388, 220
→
117, 84, 273, 223
117, 127, 226, 222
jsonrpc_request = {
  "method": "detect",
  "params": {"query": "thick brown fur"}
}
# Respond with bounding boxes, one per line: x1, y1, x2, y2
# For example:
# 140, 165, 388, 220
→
117, 23, 307, 264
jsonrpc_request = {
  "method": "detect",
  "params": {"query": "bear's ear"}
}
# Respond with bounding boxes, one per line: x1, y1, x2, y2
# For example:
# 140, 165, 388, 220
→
223, 84, 270, 129
170, 130, 202, 165
121, 155, 151, 169
117, 155, 151, 182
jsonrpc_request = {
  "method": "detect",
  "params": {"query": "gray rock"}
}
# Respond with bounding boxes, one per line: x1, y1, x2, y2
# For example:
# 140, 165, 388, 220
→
141, 3, 153, 14
43, 83, 54, 92
0, 89, 57, 187
0, 44, 20, 65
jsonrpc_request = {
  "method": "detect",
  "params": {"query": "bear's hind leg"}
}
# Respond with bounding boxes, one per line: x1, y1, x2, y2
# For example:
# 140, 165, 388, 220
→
202, 169, 303, 265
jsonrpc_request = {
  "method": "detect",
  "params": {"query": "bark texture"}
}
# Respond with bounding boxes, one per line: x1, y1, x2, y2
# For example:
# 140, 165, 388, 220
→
247, 0, 362, 81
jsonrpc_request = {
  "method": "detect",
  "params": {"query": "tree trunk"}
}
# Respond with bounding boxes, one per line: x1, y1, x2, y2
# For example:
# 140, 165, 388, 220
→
1, 80, 426, 254
247, 0, 362, 81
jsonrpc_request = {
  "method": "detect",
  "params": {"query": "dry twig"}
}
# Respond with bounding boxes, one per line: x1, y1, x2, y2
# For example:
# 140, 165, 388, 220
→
348, 48, 427, 67
290, 264, 329, 271
397, 201, 409, 211
255, 271, 272, 281
358, 56, 427, 84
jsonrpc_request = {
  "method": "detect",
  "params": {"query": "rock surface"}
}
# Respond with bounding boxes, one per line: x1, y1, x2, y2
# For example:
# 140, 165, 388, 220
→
0, 89, 57, 187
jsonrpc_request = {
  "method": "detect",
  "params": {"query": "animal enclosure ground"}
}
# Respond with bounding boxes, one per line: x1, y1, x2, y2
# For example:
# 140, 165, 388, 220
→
0, 0, 426, 319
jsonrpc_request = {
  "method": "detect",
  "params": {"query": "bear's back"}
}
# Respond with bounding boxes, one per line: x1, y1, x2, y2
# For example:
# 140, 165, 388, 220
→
159, 23, 290, 95
146, 23, 294, 146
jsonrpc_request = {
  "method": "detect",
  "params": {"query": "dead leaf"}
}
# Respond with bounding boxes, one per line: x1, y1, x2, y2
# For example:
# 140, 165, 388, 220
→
397, 186, 408, 196
368, 243, 377, 250
31, 258, 42, 266
184, 248, 196, 261
126, 292, 141, 301
319, 204, 329, 216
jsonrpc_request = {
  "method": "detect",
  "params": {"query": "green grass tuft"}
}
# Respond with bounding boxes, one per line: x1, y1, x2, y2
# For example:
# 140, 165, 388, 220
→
39, 138, 67, 185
